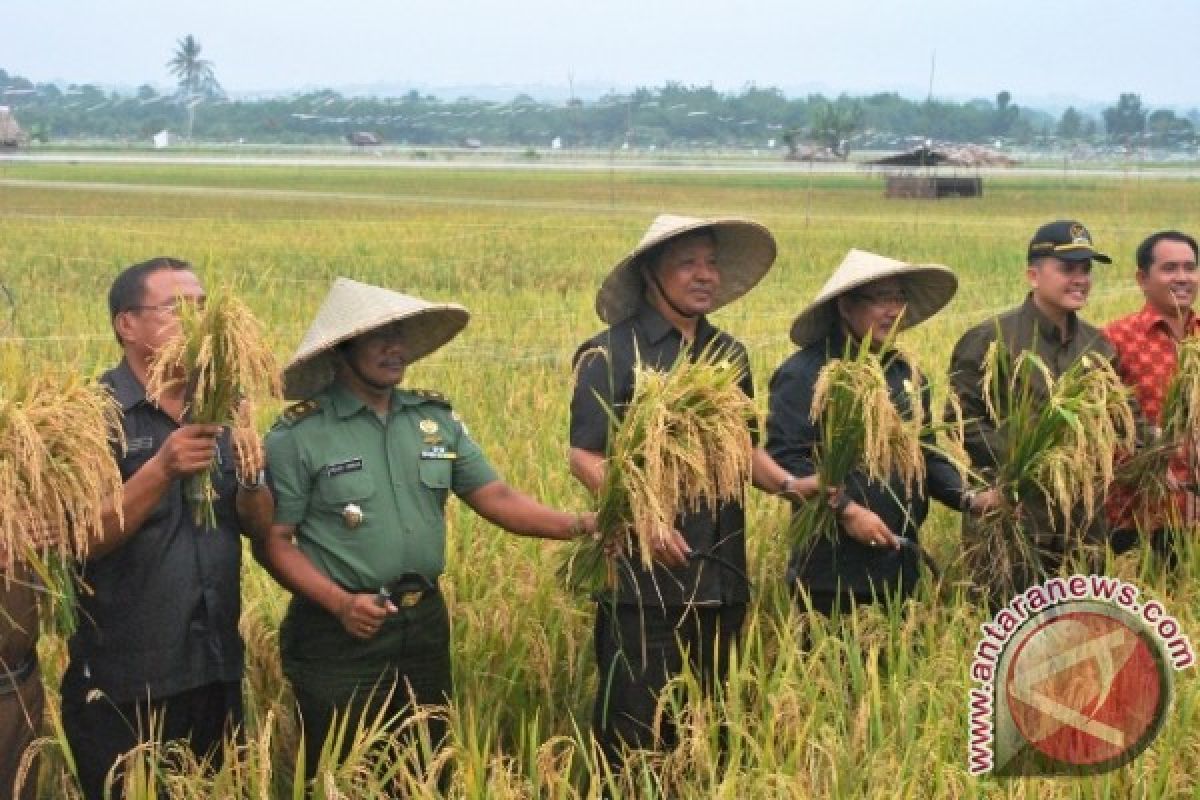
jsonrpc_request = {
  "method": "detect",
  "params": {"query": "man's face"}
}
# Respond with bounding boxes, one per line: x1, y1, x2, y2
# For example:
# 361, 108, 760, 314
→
1027, 256, 1092, 316
341, 322, 412, 390
116, 268, 205, 359
837, 277, 907, 347
649, 233, 720, 318
1137, 238, 1198, 317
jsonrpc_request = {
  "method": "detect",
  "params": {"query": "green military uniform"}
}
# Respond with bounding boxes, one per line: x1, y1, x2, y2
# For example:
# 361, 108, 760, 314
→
265, 381, 497, 775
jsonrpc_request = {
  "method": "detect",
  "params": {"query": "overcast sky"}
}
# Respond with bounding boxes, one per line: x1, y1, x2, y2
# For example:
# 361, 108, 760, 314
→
4, 0, 1198, 109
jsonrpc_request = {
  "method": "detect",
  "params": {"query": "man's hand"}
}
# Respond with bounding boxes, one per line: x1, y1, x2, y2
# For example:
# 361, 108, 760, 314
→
841, 503, 900, 550
152, 424, 222, 479
968, 488, 1002, 516
780, 474, 823, 503
336, 591, 397, 640
648, 526, 691, 568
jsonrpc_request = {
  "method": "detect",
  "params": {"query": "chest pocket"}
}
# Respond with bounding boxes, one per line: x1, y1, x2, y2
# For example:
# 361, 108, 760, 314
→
418, 458, 453, 490
317, 465, 377, 506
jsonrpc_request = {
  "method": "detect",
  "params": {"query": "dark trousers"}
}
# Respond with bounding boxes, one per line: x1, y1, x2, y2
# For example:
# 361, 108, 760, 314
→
0, 661, 43, 800
1110, 527, 1180, 570
61, 680, 242, 800
592, 602, 745, 771
283, 592, 452, 784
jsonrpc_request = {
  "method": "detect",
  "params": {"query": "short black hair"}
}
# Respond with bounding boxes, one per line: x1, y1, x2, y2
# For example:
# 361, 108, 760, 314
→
1135, 231, 1199, 272
107, 256, 193, 343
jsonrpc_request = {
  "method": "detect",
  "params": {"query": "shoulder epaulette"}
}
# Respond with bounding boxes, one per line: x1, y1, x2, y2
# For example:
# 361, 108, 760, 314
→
409, 388, 452, 408
277, 399, 322, 427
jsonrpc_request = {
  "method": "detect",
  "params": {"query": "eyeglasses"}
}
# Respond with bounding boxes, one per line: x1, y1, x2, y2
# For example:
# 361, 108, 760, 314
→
854, 289, 908, 306
124, 296, 207, 315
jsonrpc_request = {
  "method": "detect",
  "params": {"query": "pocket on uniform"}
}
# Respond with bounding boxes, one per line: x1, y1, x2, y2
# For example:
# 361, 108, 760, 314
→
418, 459, 453, 490
317, 468, 377, 505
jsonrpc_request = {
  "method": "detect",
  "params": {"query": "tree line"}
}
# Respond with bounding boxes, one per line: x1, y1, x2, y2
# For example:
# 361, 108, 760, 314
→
2, 50, 1196, 152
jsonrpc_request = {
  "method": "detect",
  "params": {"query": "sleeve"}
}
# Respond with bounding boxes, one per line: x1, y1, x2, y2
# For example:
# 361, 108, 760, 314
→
918, 373, 968, 510
264, 426, 311, 525
450, 413, 499, 497
764, 353, 818, 479
947, 323, 1005, 470
569, 339, 617, 453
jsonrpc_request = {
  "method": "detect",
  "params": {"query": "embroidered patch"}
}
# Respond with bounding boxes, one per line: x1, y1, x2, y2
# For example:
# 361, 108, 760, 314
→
127, 436, 154, 453
327, 458, 364, 476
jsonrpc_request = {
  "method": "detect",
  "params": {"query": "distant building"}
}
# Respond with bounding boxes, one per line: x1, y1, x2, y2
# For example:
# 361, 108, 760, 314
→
152, 130, 171, 149
347, 131, 382, 146
0, 106, 25, 149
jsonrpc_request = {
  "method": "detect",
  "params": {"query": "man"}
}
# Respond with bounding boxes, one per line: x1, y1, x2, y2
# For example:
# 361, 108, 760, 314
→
61, 257, 274, 800
1104, 230, 1200, 565
1, 552, 42, 800
767, 250, 995, 616
568, 215, 818, 773
948, 220, 1127, 602
259, 277, 595, 782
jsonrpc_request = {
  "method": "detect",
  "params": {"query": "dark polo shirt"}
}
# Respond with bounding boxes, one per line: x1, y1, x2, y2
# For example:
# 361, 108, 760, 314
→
570, 302, 756, 607
61, 359, 244, 705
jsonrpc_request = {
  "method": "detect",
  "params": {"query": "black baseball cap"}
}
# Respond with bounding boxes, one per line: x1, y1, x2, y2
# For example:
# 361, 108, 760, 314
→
1027, 219, 1111, 264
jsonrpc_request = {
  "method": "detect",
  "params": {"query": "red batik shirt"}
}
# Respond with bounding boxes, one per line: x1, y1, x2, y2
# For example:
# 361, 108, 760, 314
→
1104, 302, 1200, 530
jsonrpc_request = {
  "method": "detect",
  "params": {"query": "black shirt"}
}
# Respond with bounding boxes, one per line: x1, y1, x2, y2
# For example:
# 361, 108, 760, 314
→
570, 302, 756, 607
61, 359, 244, 704
766, 328, 966, 596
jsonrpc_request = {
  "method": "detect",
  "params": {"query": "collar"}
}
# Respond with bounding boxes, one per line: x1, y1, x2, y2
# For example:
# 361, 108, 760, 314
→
1133, 302, 1200, 336
631, 300, 715, 346
108, 358, 149, 412
1021, 292, 1078, 344
329, 381, 427, 419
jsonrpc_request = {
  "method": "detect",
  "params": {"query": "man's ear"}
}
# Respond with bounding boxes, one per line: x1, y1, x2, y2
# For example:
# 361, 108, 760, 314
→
113, 311, 136, 345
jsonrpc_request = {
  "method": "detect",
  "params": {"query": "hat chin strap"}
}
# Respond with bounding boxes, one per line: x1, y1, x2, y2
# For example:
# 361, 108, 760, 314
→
646, 269, 698, 320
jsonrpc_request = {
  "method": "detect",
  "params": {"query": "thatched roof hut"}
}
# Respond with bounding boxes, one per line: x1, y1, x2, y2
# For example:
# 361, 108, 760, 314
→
871, 144, 1016, 168
0, 106, 25, 149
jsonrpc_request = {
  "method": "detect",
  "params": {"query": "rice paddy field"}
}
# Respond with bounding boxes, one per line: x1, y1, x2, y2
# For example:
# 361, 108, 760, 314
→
2, 159, 1198, 798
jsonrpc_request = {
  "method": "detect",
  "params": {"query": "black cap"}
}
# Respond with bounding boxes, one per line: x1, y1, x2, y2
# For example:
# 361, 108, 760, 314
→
1027, 219, 1111, 264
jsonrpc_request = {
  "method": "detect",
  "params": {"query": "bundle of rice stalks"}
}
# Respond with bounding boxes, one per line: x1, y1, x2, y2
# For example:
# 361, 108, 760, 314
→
0, 359, 124, 632
786, 337, 927, 552
559, 346, 756, 593
0, 365, 124, 571
972, 339, 1136, 594
145, 283, 280, 527
1114, 335, 1200, 531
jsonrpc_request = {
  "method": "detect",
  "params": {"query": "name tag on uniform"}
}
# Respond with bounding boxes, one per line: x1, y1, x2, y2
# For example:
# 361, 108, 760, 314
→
420, 446, 457, 460
127, 436, 154, 453
327, 458, 364, 476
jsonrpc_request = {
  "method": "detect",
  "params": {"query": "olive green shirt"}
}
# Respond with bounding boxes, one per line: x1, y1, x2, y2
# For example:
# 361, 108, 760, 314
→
266, 382, 498, 590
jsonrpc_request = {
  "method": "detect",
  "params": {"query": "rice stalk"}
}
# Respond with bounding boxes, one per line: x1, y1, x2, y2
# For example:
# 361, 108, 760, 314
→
559, 343, 755, 592
145, 282, 280, 527
786, 335, 927, 552
971, 337, 1137, 596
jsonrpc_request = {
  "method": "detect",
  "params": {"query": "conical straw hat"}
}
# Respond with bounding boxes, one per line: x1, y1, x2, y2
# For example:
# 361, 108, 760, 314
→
789, 249, 957, 347
595, 214, 776, 324
282, 277, 469, 400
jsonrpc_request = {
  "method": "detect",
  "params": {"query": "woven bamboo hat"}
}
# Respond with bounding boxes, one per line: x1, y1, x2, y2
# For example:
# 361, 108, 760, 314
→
595, 214, 777, 324
283, 277, 469, 399
789, 249, 957, 347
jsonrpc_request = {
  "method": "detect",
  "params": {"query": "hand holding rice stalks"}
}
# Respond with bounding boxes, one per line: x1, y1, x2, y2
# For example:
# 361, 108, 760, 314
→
786, 337, 927, 552
972, 340, 1136, 593
559, 346, 755, 594
145, 284, 280, 527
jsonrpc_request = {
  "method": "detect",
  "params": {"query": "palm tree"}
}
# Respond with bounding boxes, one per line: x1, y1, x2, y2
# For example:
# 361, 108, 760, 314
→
166, 35, 222, 139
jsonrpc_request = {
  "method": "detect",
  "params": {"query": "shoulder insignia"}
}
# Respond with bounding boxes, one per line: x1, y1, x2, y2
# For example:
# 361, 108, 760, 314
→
410, 388, 452, 408
277, 399, 321, 427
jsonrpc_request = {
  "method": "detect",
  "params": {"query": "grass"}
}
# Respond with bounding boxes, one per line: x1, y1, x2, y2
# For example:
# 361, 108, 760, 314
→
1, 161, 1198, 798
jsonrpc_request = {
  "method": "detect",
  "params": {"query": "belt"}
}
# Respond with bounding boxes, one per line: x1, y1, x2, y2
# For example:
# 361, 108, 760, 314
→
378, 574, 439, 609
0, 651, 38, 697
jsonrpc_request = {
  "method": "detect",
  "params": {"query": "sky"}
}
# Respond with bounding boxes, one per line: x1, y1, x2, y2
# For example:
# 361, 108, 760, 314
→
3, 0, 1199, 110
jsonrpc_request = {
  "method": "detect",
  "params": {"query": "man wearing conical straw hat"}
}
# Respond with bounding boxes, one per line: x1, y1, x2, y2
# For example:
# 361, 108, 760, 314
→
767, 250, 994, 617
569, 214, 820, 772
59, 258, 275, 800
260, 278, 596, 779
948, 220, 1135, 604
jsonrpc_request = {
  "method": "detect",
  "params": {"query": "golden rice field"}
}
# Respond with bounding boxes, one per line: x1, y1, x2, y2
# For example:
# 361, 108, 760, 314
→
1, 160, 1198, 798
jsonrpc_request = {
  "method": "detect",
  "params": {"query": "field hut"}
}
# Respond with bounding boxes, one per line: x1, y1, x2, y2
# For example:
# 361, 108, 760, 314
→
0, 106, 25, 150
872, 143, 1014, 199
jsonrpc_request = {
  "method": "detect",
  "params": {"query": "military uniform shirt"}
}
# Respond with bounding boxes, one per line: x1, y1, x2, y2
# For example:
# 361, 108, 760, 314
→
266, 382, 498, 590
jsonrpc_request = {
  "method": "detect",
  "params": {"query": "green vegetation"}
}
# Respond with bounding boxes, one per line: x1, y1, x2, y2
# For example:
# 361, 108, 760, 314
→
2, 163, 1198, 798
